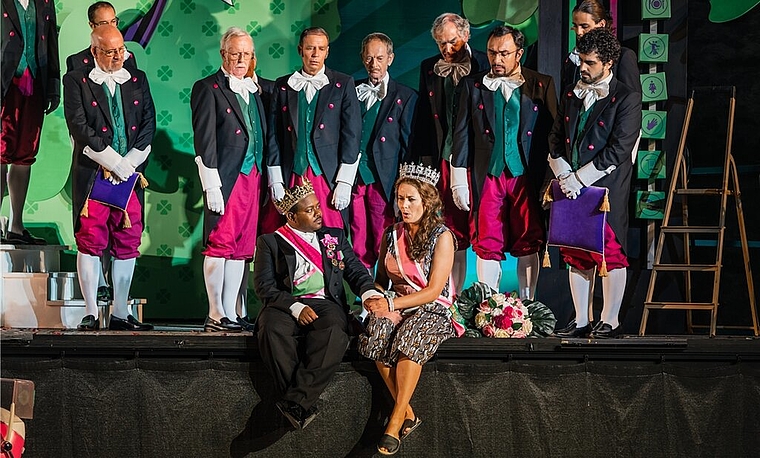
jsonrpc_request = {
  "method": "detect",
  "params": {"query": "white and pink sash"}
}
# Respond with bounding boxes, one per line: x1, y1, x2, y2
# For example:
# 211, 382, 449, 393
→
276, 225, 326, 298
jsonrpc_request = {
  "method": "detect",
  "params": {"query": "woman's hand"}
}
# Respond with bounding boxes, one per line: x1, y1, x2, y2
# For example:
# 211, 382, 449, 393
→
374, 310, 402, 326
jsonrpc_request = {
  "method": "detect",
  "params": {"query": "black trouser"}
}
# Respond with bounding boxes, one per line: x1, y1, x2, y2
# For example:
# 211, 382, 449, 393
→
256, 299, 349, 410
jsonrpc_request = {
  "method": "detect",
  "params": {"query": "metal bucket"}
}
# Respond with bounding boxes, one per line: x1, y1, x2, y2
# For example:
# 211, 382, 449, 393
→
47, 272, 82, 301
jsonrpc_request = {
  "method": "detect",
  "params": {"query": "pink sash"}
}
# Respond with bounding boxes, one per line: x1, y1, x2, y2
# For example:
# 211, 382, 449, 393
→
275, 225, 324, 274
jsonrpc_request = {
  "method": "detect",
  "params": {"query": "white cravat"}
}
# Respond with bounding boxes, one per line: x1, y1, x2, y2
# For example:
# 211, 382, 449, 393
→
17, 0, 29, 10
482, 67, 525, 101
573, 72, 613, 111
433, 59, 472, 86
221, 67, 258, 104
288, 68, 330, 103
356, 72, 388, 110
568, 49, 581, 66
89, 64, 131, 96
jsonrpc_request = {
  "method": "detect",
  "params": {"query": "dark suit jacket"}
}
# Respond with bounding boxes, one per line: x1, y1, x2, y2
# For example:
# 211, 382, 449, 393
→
452, 67, 558, 207
63, 66, 156, 231
66, 47, 139, 73
191, 69, 269, 242
253, 226, 376, 315
257, 75, 275, 113
1, 0, 59, 100
266, 68, 362, 190
412, 48, 490, 164
561, 46, 640, 95
548, 77, 642, 253
354, 77, 418, 201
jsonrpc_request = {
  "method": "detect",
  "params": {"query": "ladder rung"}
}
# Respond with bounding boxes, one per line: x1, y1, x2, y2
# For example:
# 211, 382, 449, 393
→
644, 302, 717, 310
661, 226, 722, 234
674, 188, 732, 195
652, 263, 720, 271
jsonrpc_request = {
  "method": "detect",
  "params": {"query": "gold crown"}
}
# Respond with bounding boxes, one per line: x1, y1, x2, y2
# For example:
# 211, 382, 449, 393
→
398, 163, 441, 186
274, 179, 315, 213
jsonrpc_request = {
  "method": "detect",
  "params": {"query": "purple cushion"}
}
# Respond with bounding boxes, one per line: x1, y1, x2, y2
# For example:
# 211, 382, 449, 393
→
547, 180, 607, 254
88, 168, 139, 211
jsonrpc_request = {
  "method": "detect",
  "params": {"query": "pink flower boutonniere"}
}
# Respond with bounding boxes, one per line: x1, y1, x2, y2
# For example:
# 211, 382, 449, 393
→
321, 233, 344, 270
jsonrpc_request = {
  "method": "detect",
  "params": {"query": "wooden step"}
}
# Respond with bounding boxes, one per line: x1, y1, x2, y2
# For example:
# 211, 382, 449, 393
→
644, 301, 717, 311
674, 188, 732, 195
652, 263, 720, 271
660, 226, 722, 234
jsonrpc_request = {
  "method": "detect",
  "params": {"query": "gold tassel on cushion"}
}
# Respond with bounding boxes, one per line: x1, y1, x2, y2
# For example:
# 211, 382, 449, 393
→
122, 210, 132, 228
600, 188, 610, 212
138, 172, 149, 189
103, 169, 112, 180
543, 247, 551, 268
599, 258, 608, 277
542, 182, 554, 205
80, 199, 89, 218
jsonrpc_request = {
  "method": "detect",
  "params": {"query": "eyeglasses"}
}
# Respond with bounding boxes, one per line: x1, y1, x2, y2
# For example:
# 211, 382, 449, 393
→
487, 49, 520, 59
91, 17, 120, 27
97, 46, 127, 57
224, 51, 254, 61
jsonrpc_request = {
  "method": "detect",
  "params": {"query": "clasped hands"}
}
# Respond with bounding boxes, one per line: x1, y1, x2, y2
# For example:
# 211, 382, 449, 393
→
558, 172, 584, 200
364, 296, 402, 325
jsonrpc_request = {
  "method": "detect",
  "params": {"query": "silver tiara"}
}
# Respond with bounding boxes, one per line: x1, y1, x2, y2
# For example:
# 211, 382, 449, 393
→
398, 163, 441, 186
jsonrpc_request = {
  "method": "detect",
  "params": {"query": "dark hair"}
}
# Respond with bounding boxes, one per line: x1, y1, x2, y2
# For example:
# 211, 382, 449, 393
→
394, 177, 443, 261
576, 27, 620, 65
487, 25, 525, 50
299, 27, 330, 47
573, 0, 613, 28
360, 32, 394, 57
87, 2, 115, 23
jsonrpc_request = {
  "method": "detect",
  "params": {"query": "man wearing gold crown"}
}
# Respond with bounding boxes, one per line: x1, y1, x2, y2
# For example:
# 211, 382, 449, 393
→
548, 28, 641, 338
351, 32, 418, 270
63, 25, 155, 331
266, 27, 361, 231
191, 27, 269, 332
253, 180, 380, 429
451, 25, 557, 301
413, 13, 490, 295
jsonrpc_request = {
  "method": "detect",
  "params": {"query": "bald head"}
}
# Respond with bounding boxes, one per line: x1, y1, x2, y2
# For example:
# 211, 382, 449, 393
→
91, 25, 126, 73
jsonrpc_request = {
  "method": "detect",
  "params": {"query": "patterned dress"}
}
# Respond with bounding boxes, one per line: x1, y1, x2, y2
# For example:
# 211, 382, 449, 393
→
358, 223, 456, 366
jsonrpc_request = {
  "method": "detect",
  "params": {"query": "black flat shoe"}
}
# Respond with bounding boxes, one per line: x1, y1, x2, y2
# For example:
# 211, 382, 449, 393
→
300, 405, 319, 430
377, 434, 401, 455
109, 314, 153, 331
236, 315, 256, 332
276, 400, 306, 429
4, 230, 46, 245
591, 322, 622, 339
554, 323, 592, 338
204, 316, 242, 332
77, 314, 100, 331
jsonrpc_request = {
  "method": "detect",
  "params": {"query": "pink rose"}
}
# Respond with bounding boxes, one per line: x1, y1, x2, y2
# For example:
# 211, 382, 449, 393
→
482, 324, 495, 337
493, 313, 513, 330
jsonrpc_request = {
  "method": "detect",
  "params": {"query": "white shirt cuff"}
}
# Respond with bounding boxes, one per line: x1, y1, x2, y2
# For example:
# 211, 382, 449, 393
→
289, 301, 308, 320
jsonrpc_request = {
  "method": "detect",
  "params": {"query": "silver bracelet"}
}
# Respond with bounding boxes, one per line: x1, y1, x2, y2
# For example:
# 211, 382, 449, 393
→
387, 295, 395, 312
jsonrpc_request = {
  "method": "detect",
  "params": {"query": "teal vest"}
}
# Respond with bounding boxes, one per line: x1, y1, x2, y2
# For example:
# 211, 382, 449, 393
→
293, 91, 322, 176
488, 89, 524, 177
571, 102, 595, 171
441, 76, 456, 161
234, 94, 263, 175
103, 85, 127, 156
14, 0, 38, 78
357, 101, 381, 185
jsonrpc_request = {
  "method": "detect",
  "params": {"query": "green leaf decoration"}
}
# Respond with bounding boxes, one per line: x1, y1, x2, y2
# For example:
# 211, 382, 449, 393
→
709, 0, 760, 23
455, 281, 495, 322
523, 299, 557, 337
463, 0, 538, 28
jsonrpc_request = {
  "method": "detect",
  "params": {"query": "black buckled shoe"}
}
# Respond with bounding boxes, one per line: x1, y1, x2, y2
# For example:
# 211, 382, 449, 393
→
236, 316, 256, 332
204, 316, 242, 332
590, 322, 622, 339
554, 322, 592, 338
109, 315, 154, 331
4, 230, 46, 245
300, 405, 320, 429
77, 315, 100, 331
276, 400, 305, 429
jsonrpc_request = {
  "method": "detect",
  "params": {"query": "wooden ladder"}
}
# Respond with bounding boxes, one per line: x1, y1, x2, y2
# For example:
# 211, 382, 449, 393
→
639, 87, 758, 337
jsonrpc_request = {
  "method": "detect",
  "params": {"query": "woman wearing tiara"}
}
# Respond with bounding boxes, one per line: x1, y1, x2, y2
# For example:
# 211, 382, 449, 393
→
358, 163, 459, 455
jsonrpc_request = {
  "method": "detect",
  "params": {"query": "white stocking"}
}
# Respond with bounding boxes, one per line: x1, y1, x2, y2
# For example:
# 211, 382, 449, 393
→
222, 259, 246, 319
111, 258, 136, 319
235, 262, 250, 318
601, 268, 626, 328
476, 257, 502, 292
77, 252, 102, 317
451, 250, 468, 294
568, 267, 595, 327
203, 256, 226, 320
517, 253, 539, 301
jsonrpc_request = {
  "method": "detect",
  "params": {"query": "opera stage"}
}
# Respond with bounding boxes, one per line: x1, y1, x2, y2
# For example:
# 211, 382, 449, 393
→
2, 328, 759, 457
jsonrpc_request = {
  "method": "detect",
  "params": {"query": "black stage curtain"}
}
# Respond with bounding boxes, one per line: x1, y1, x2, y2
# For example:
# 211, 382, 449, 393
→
2, 357, 759, 457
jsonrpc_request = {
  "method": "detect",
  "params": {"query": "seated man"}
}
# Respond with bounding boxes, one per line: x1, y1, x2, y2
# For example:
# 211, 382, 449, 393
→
253, 180, 380, 429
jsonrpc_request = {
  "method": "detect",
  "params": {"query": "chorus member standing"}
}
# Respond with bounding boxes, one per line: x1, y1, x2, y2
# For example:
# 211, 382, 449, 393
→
191, 27, 269, 332
414, 12, 489, 294
359, 164, 456, 455
266, 27, 361, 231
548, 28, 641, 338
1, 0, 60, 245
254, 180, 380, 429
451, 26, 557, 299
63, 25, 155, 331
352, 32, 418, 270
65, 1, 137, 72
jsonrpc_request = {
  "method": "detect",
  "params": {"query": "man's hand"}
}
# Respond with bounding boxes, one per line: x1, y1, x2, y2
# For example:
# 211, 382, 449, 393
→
111, 157, 136, 182
332, 182, 352, 211
452, 186, 470, 211
559, 172, 583, 199
270, 182, 285, 202
297, 306, 318, 326
205, 187, 225, 214
364, 296, 389, 314
46, 95, 60, 114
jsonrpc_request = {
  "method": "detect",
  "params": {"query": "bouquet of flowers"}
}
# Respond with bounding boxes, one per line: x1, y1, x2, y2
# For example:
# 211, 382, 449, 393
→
452, 282, 556, 338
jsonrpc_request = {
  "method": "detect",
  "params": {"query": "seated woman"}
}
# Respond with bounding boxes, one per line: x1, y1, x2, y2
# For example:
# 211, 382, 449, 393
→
358, 164, 458, 455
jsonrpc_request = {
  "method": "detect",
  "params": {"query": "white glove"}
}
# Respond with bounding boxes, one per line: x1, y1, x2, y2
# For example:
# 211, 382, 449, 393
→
576, 161, 612, 187
559, 172, 583, 199
332, 182, 352, 211
83, 145, 126, 171
111, 157, 136, 182
450, 166, 470, 212
205, 187, 225, 214
270, 182, 285, 202
548, 155, 572, 179
125, 145, 151, 168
